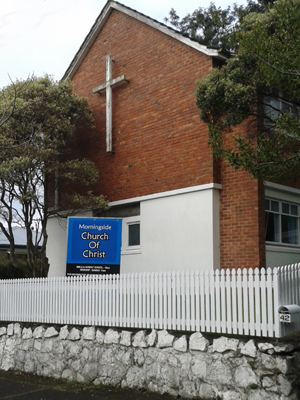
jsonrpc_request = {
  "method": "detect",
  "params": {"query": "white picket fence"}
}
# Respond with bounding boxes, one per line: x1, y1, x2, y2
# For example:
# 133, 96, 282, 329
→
0, 265, 300, 338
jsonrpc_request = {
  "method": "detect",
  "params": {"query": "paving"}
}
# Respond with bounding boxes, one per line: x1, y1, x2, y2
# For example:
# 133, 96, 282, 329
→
0, 370, 176, 400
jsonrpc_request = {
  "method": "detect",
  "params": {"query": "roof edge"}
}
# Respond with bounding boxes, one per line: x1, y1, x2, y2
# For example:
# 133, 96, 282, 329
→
62, 0, 228, 81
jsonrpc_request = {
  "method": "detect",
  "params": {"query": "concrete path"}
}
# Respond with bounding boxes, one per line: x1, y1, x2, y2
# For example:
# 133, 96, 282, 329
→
0, 370, 175, 400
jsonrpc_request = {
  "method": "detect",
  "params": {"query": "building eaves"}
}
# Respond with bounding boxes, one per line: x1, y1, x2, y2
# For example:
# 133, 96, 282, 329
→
62, 0, 229, 82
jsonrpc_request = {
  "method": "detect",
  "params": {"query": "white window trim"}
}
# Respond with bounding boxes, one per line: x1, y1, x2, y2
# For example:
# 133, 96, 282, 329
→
109, 183, 222, 208
264, 88, 297, 128
121, 216, 141, 255
265, 182, 300, 248
265, 198, 300, 247
265, 181, 300, 204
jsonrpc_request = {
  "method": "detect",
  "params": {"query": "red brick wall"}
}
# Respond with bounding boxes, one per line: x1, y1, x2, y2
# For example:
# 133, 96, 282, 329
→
71, 10, 215, 201
219, 161, 265, 269
219, 120, 265, 270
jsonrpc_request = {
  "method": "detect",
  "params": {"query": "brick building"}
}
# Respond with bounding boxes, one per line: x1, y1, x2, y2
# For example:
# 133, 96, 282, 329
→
47, 1, 300, 276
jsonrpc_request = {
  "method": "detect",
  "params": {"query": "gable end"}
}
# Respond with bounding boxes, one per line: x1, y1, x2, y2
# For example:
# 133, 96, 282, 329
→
63, 0, 227, 81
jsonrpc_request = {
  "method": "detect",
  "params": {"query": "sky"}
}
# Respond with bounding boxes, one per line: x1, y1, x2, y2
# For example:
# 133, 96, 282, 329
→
0, 0, 246, 89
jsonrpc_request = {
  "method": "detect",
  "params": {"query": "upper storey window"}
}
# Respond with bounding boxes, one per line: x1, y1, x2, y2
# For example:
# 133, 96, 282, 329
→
265, 199, 299, 245
264, 88, 298, 128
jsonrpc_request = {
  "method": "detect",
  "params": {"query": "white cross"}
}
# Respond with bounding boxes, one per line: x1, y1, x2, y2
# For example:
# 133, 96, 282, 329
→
93, 55, 128, 152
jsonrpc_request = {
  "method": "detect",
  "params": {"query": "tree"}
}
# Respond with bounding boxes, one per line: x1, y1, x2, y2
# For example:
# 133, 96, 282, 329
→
195, 0, 300, 180
0, 77, 33, 140
0, 76, 107, 277
164, 0, 272, 50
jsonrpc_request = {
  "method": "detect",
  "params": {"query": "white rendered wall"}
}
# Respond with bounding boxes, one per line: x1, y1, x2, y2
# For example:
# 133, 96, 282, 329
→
266, 245, 300, 268
120, 187, 220, 273
47, 186, 220, 276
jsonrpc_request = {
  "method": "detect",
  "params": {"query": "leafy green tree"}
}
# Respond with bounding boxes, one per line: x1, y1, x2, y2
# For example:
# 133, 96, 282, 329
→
195, 0, 300, 180
0, 76, 107, 277
164, 0, 271, 50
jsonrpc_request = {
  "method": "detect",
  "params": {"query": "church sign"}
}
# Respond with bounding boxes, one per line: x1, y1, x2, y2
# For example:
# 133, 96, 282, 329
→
66, 217, 122, 276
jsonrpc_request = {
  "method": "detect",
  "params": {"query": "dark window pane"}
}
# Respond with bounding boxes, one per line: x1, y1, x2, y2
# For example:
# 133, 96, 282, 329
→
282, 203, 289, 214
271, 201, 279, 212
265, 212, 279, 242
128, 224, 140, 246
282, 215, 298, 244
265, 199, 270, 211
291, 205, 298, 216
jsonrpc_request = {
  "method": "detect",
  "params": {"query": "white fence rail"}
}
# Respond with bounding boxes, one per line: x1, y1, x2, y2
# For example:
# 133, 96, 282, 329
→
1, 265, 300, 338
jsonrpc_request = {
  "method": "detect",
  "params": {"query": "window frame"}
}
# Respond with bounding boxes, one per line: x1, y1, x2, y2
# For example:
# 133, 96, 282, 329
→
265, 198, 299, 246
263, 88, 298, 128
121, 216, 141, 255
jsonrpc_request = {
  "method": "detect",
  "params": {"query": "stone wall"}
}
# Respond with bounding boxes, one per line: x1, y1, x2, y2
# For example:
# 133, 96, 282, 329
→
0, 323, 299, 399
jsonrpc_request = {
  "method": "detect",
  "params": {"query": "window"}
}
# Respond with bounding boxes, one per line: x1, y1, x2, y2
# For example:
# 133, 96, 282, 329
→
121, 216, 141, 254
264, 88, 298, 127
128, 223, 140, 246
265, 199, 299, 245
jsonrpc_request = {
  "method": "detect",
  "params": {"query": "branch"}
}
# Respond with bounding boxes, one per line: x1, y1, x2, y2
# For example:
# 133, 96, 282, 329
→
257, 55, 300, 77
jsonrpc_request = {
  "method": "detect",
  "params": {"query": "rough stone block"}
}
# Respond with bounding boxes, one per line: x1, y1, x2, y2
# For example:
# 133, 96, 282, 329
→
59, 325, 69, 340
7, 324, 14, 336
21, 338, 33, 351
1, 354, 15, 371
191, 358, 207, 379
44, 327, 59, 338
133, 331, 148, 348
95, 329, 105, 344
174, 336, 187, 352
277, 373, 292, 396
104, 329, 120, 344
34, 340, 42, 351
0, 327, 7, 337
22, 328, 33, 340
248, 389, 280, 400
157, 330, 175, 349
62, 368, 74, 381
146, 329, 157, 347
276, 356, 292, 374
223, 391, 242, 400
5, 337, 15, 352
33, 326, 45, 339
14, 323, 22, 337
43, 339, 54, 353
258, 343, 274, 354
209, 360, 232, 385
262, 376, 276, 390
67, 327, 81, 341
161, 364, 179, 388
120, 330, 132, 347
260, 352, 277, 371
235, 365, 258, 389
274, 344, 294, 353
199, 383, 214, 399
83, 362, 99, 381
213, 336, 239, 353
82, 327, 95, 341
133, 348, 145, 367
241, 339, 257, 358
68, 342, 81, 357
24, 359, 35, 374
189, 332, 209, 351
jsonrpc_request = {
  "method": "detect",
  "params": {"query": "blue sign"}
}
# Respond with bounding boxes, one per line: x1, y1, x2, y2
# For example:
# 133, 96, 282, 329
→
66, 217, 122, 276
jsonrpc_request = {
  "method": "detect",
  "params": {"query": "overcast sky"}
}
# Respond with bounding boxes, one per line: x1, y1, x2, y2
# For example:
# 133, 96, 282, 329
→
1, 0, 246, 89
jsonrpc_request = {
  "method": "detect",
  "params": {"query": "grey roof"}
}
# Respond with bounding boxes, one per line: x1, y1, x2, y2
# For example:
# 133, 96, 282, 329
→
63, 0, 228, 82
0, 227, 39, 248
